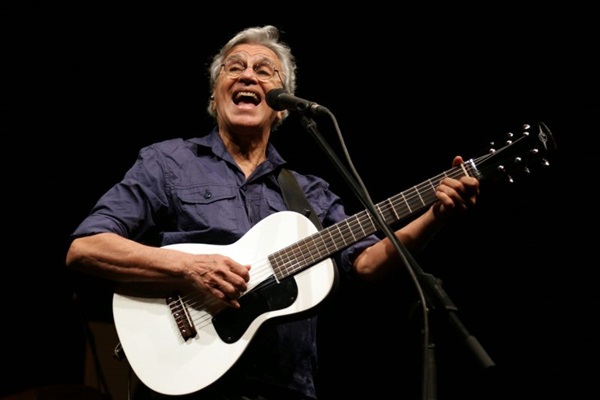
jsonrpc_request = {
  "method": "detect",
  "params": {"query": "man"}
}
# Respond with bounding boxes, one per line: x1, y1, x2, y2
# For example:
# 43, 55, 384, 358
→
66, 25, 479, 400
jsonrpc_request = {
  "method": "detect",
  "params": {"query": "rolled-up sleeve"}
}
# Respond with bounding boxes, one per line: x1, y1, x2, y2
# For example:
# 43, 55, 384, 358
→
70, 145, 168, 241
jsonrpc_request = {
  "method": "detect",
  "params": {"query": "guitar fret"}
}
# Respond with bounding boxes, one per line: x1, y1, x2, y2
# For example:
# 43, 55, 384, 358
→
313, 235, 329, 259
345, 218, 356, 242
331, 225, 345, 250
312, 235, 323, 259
405, 187, 421, 211
372, 204, 383, 226
326, 227, 337, 252
416, 185, 425, 205
428, 178, 436, 192
387, 197, 399, 220
278, 249, 298, 278
379, 200, 396, 225
460, 162, 470, 176
401, 192, 411, 213
356, 214, 367, 238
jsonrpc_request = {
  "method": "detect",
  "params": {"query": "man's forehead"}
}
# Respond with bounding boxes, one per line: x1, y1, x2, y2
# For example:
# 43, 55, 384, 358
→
226, 45, 279, 63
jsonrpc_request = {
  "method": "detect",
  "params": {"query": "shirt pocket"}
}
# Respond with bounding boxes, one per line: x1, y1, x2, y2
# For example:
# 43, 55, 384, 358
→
174, 185, 241, 232
263, 191, 288, 214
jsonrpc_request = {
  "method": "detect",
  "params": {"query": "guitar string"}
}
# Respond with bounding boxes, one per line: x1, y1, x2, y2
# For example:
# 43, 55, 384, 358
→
272, 161, 477, 278
260, 150, 507, 286
166, 130, 546, 341
169, 163, 470, 332
176, 262, 277, 330
170, 150, 501, 335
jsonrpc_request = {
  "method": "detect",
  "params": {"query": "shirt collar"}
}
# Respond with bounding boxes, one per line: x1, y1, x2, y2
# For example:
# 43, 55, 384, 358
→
191, 127, 288, 168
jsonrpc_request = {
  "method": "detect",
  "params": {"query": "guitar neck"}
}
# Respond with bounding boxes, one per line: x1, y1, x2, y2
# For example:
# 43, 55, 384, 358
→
270, 160, 479, 280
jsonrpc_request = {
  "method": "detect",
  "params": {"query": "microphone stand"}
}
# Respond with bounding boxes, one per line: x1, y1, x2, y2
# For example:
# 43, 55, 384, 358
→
298, 114, 495, 400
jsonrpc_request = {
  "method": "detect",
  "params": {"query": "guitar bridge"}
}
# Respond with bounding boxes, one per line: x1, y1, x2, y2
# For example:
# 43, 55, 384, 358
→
166, 292, 197, 341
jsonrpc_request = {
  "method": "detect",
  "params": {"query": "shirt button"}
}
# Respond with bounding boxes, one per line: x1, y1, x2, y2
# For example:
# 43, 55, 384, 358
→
203, 189, 212, 199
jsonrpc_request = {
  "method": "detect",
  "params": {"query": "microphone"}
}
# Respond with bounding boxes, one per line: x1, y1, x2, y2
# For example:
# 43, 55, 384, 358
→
266, 88, 329, 116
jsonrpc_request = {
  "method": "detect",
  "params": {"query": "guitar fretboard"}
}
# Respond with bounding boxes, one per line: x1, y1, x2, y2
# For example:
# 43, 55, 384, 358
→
269, 160, 479, 280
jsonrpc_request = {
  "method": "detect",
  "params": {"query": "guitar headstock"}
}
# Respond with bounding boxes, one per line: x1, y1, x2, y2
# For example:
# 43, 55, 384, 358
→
473, 121, 557, 183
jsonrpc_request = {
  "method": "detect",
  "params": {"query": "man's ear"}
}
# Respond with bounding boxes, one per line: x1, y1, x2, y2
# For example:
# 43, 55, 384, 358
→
275, 111, 284, 124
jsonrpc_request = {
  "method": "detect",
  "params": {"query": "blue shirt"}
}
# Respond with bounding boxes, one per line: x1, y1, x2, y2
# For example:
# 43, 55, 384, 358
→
71, 128, 378, 398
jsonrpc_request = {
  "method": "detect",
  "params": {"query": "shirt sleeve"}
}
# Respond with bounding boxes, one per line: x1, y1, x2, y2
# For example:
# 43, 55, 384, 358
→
70, 144, 169, 243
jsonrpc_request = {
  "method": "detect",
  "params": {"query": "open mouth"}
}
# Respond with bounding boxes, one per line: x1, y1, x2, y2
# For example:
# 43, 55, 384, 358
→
233, 91, 260, 105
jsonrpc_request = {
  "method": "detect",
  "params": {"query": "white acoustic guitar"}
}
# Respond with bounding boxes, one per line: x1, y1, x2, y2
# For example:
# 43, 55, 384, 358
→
113, 122, 555, 395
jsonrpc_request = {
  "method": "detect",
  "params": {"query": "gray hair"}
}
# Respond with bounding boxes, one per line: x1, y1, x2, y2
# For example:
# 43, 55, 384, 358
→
206, 25, 297, 128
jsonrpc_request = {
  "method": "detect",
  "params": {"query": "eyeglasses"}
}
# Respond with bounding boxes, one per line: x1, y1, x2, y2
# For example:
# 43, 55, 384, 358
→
221, 58, 282, 83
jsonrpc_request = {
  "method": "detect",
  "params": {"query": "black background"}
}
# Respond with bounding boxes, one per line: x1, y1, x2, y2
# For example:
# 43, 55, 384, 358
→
3, 4, 598, 399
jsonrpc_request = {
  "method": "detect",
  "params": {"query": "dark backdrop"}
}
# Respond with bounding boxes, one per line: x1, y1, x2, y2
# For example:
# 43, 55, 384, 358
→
4, 4, 598, 399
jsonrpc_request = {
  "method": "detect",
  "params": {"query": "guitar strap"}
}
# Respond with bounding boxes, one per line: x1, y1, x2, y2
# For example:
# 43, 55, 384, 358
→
277, 168, 323, 230
277, 167, 339, 295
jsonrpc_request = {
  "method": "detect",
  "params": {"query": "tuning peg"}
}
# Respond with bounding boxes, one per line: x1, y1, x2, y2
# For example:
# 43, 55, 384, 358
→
513, 156, 531, 175
496, 165, 515, 183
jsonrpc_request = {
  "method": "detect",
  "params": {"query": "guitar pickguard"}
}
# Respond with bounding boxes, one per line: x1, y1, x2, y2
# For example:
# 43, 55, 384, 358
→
212, 276, 298, 343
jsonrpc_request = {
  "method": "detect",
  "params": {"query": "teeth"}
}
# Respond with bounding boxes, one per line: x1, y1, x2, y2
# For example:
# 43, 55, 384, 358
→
236, 91, 257, 99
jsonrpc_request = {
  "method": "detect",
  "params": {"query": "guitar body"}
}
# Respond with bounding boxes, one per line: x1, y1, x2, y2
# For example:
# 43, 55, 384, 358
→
112, 211, 336, 396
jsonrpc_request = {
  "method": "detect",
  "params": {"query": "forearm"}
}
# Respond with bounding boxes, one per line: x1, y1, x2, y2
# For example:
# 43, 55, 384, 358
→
65, 232, 184, 283
352, 207, 444, 280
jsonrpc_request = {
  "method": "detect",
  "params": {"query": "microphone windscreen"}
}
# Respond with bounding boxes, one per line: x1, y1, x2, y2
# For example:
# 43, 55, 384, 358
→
266, 88, 288, 111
